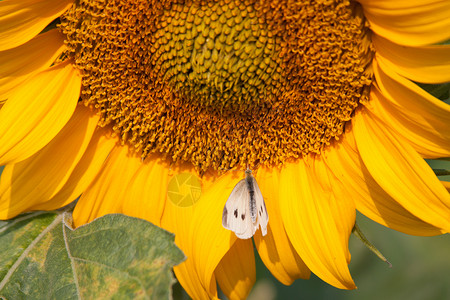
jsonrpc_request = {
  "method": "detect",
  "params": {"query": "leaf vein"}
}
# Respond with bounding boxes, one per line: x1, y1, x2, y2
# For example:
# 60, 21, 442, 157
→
62, 217, 82, 300
0, 213, 63, 290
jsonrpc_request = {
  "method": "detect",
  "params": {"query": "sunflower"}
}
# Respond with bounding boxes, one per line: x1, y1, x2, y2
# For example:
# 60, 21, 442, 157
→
1, 0, 450, 298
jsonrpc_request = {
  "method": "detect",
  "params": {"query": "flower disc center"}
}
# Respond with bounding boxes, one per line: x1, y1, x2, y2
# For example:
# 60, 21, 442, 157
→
59, 0, 373, 172
152, 1, 284, 111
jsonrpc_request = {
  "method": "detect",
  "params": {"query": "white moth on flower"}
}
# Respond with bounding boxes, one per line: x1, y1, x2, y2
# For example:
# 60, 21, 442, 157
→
222, 169, 269, 239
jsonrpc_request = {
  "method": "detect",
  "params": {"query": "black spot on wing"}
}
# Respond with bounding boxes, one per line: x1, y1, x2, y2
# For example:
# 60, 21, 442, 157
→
241, 214, 245, 220
234, 209, 238, 218
222, 206, 228, 225
258, 205, 263, 216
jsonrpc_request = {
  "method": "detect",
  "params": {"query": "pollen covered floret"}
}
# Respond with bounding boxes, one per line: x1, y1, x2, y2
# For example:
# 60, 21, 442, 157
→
59, 0, 373, 172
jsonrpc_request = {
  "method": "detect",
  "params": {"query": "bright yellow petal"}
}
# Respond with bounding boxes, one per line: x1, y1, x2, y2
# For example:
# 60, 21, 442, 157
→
160, 164, 218, 231
358, 0, 450, 46
367, 86, 450, 159
189, 172, 241, 296
324, 125, 443, 236
0, 30, 66, 100
72, 145, 142, 226
0, 61, 81, 165
174, 258, 214, 300
353, 108, 450, 232
0, 105, 98, 219
374, 58, 450, 122
162, 183, 217, 299
371, 59, 450, 158
373, 35, 450, 83
123, 156, 210, 229
120, 154, 171, 227
0, 0, 73, 51
215, 239, 255, 300
312, 156, 355, 264
279, 159, 356, 290
253, 167, 310, 285
30, 127, 116, 211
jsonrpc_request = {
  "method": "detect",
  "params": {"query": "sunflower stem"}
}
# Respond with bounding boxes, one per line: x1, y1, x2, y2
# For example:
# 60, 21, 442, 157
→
352, 223, 392, 268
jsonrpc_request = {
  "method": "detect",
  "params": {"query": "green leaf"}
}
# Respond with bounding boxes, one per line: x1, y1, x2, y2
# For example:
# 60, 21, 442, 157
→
0, 212, 185, 300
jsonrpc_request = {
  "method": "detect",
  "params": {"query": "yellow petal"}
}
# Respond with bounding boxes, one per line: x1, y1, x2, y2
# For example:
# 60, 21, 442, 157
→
0, 0, 73, 51
353, 108, 450, 232
123, 157, 208, 229
162, 180, 218, 299
160, 165, 217, 232
30, 127, 116, 211
0, 105, 98, 219
371, 59, 450, 158
174, 258, 214, 300
189, 172, 241, 296
215, 239, 255, 300
324, 125, 443, 236
120, 154, 171, 227
367, 86, 449, 158
0, 30, 66, 100
358, 0, 450, 46
374, 57, 450, 121
253, 167, 310, 285
279, 159, 356, 290
312, 156, 354, 264
72, 145, 142, 226
373, 35, 450, 84
0, 61, 81, 165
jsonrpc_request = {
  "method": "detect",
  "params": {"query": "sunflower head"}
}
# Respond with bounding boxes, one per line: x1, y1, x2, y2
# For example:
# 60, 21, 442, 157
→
58, 0, 373, 172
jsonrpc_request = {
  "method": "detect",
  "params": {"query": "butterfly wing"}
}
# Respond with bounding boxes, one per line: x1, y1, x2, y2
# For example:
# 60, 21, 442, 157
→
249, 175, 269, 236
222, 179, 256, 239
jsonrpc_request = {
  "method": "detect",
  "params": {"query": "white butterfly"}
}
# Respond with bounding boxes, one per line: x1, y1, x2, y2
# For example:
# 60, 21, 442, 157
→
222, 169, 269, 239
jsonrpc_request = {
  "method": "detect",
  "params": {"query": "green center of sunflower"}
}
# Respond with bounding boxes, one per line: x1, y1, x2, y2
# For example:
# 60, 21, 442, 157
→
152, 2, 284, 111
59, 0, 373, 172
